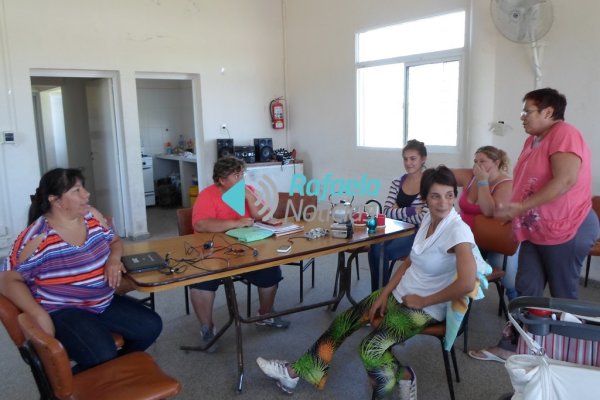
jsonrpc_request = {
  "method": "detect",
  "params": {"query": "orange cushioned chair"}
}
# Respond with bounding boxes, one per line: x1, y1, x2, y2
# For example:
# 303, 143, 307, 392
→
18, 312, 181, 400
0, 293, 125, 399
417, 300, 473, 400
472, 215, 519, 320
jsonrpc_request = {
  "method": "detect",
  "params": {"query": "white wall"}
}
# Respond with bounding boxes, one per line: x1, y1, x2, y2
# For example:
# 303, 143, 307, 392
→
0, 0, 285, 247
283, 0, 600, 199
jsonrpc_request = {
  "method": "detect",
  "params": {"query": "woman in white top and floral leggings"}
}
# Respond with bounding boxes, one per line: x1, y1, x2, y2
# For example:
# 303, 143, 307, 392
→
257, 166, 477, 400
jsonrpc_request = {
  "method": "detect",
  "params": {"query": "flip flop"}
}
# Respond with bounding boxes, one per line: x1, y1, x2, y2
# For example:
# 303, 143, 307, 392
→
468, 349, 506, 363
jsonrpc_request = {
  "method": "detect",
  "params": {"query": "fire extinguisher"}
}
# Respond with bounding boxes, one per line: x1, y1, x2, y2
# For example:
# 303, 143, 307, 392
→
270, 97, 285, 129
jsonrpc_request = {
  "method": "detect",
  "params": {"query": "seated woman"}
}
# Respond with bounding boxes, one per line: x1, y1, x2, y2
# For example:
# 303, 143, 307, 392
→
453, 145, 519, 300
190, 157, 289, 351
256, 166, 476, 399
0, 168, 162, 371
368, 139, 428, 291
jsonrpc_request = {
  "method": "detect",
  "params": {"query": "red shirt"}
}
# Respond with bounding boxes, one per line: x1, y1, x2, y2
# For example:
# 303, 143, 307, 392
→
191, 184, 251, 228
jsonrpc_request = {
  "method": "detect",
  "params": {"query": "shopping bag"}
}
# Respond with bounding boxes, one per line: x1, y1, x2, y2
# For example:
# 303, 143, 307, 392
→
505, 312, 600, 400
506, 353, 600, 400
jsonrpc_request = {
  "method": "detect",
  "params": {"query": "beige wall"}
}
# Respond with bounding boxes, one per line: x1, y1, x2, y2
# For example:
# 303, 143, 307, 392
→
0, 0, 285, 244
284, 0, 600, 204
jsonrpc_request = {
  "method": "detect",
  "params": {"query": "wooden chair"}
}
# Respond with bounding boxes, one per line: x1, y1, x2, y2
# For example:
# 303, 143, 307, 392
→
584, 196, 600, 287
0, 293, 124, 399
273, 192, 319, 302
176, 207, 252, 317
473, 215, 519, 320
18, 313, 181, 400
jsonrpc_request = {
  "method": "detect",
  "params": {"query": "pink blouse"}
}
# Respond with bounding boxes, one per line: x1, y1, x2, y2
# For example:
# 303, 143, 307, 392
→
511, 121, 592, 245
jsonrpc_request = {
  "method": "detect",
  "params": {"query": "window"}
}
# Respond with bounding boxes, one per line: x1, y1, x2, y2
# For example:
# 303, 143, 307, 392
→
356, 11, 465, 149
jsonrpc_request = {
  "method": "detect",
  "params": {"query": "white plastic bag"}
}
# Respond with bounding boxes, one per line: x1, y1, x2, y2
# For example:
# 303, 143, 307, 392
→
506, 313, 600, 400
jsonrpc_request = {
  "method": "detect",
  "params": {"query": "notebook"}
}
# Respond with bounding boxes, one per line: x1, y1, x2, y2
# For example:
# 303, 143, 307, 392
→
122, 252, 166, 273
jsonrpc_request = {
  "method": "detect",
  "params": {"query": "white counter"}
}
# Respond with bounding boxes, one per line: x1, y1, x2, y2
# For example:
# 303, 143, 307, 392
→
153, 153, 304, 208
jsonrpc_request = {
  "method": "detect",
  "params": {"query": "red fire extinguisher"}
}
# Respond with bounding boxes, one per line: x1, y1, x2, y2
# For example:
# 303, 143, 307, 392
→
270, 97, 285, 129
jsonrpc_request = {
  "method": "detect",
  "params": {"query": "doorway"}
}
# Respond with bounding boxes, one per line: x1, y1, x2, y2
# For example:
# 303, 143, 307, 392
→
30, 72, 127, 236
135, 75, 200, 237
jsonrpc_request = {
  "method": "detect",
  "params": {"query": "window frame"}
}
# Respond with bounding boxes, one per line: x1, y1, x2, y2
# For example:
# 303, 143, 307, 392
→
355, 15, 466, 154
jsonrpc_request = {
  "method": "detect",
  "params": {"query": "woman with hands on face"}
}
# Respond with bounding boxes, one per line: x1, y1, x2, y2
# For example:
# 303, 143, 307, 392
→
452, 146, 512, 228
452, 146, 520, 300
0, 168, 162, 371
256, 166, 477, 399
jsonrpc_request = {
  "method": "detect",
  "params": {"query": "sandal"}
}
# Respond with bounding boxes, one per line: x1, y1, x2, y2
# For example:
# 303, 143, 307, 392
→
468, 349, 507, 363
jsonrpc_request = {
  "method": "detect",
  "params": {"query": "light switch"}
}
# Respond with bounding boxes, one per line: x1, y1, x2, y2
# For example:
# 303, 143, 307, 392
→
1, 131, 15, 144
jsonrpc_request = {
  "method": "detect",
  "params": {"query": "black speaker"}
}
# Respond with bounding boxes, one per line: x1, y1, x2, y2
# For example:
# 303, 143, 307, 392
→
234, 146, 256, 164
254, 138, 273, 162
217, 139, 234, 159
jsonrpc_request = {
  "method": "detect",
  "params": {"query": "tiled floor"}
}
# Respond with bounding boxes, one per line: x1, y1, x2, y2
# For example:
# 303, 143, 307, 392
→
145, 206, 179, 240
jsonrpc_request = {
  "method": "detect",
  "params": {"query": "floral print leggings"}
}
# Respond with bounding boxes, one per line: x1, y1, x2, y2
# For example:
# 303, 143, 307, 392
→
291, 290, 435, 399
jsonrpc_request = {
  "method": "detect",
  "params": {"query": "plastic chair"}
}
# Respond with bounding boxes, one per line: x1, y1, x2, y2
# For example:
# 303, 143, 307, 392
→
0, 293, 124, 399
177, 208, 253, 317
584, 196, 600, 287
18, 313, 181, 400
473, 215, 519, 320
273, 193, 319, 302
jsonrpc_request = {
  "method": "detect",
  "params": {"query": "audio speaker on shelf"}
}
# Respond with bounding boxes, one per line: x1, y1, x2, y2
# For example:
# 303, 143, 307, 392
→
217, 139, 234, 159
234, 146, 256, 164
254, 138, 273, 162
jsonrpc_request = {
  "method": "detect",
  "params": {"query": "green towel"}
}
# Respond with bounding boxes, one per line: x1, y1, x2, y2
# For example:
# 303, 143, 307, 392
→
225, 227, 273, 242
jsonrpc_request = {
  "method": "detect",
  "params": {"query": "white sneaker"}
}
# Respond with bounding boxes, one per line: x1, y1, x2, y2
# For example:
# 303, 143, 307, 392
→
256, 357, 299, 394
398, 366, 417, 400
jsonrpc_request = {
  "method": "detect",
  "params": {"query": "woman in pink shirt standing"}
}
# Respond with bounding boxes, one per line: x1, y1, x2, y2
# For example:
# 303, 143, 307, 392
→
470, 88, 599, 363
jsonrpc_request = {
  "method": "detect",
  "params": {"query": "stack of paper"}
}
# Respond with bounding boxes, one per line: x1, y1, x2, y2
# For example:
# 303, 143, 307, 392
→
254, 221, 304, 237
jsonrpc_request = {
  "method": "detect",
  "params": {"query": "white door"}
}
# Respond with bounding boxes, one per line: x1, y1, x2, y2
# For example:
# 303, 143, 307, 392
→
85, 79, 125, 235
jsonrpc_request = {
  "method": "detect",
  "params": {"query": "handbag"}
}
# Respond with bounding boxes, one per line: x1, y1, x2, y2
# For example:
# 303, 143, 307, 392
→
505, 312, 600, 400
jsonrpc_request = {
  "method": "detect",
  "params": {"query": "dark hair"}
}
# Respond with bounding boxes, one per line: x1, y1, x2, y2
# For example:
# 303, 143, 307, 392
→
475, 145, 510, 173
213, 157, 246, 184
420, 165, 457, 199
523, 88, 567, 121
403, 139, 427, 158
28, 168, 85, 224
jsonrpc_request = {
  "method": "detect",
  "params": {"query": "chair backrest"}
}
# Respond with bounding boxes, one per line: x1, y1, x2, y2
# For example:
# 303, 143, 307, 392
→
273, 193, 318, 220
592, 196, 600, 221
176, 208, 194, 236
18, 313, 74, 399
0, 293, 26, 347
472, 215, 518, 256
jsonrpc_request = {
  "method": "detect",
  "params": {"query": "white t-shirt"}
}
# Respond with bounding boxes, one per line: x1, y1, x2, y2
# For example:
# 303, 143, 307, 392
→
392, 208, 474, 321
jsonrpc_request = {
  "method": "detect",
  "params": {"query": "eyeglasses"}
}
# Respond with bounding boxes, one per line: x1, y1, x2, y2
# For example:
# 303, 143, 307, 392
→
520, 109, 541, 118
230, 171, 245, 180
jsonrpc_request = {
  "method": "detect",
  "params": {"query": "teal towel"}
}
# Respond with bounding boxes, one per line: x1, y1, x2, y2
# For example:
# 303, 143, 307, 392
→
225, 227, 273, 242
